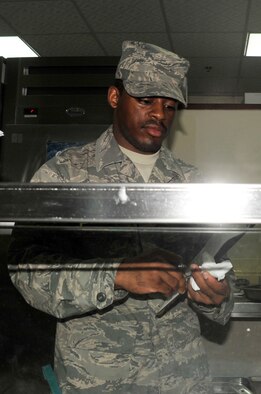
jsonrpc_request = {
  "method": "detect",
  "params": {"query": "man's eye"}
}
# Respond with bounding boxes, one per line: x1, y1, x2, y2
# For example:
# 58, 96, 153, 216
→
138, 98, 152, 105
165, 104, 176, 111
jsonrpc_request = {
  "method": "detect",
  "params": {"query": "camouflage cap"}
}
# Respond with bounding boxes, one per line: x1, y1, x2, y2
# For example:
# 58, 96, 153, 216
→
115, 41, 190, 106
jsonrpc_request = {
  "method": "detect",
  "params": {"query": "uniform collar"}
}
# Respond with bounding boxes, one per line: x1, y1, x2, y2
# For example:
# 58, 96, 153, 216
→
95, 125, 184, 182
95, 125, 123, 171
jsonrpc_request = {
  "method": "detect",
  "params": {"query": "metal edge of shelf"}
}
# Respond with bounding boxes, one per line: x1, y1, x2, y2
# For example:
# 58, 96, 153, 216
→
232, 299, 261, 318
0, 183, 261, 224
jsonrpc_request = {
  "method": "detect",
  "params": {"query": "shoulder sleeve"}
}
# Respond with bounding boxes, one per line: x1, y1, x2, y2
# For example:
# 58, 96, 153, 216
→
8, 227, 128, 319
31, 144, 94, 183
176, 158, 203, 183
31, 159, 65, 182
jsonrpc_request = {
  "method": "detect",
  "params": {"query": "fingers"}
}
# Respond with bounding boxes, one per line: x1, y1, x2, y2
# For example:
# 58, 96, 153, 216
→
188, 264, 230, 305
115, 261, 186, 297
158, 268, 187, 296
167, 267, 187, 294
133, 262, 186, 296
150, 275, 179, 297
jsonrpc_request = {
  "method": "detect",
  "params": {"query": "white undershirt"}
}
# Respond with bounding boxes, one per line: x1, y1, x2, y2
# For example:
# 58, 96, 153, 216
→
119, 145, 159, 182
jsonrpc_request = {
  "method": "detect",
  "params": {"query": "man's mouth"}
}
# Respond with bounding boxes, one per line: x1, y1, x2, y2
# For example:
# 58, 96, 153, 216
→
143, 123, 166, 138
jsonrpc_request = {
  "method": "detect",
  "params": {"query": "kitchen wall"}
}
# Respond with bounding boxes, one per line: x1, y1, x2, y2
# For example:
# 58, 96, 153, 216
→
168, 109, 261, 183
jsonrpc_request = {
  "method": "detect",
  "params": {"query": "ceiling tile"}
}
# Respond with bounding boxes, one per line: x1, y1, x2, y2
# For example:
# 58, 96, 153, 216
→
240, 58, 261, 78
188, 58, 241, 78
74, 0, 166, 32
163, 0, 248, 32
23, 34, 104, 56
0, 1, 89, 34
189, 78, 238, 95
171, 33, 244, 57
247, 0, 261, 31
0, 16, 17, 35
97, 33, 171, 56
238, 78, 261, 92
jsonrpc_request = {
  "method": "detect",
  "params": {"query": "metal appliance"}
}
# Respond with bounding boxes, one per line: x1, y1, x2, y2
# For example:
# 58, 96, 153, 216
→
0, 56, 118, 181
0, 56, 5, 129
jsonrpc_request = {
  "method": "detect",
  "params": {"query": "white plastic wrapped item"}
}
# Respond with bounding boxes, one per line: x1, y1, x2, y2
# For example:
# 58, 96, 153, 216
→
190, 260, 233, 291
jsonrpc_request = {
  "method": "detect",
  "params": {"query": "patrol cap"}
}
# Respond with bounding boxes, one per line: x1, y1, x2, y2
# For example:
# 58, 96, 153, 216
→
115, 40, 190, 106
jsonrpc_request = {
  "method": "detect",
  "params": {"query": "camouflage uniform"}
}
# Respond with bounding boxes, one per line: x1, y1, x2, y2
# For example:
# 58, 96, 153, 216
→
9, 126, 234, 394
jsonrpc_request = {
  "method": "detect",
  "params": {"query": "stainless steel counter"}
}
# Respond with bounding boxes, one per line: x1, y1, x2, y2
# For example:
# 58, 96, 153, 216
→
232, 297, 261, 318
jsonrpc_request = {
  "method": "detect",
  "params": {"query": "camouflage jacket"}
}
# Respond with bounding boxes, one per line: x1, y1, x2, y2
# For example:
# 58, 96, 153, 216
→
9, 126, 234, 393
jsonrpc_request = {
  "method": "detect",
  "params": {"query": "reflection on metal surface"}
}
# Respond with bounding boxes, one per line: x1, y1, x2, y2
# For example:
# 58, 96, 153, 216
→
209, 377, 253, 394
0, 183, 260, 224
185, 184, 249, 222
232, 297, 261, 318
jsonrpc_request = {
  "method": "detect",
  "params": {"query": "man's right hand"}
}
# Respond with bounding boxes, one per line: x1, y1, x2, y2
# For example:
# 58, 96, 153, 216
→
114, 249, 187, 297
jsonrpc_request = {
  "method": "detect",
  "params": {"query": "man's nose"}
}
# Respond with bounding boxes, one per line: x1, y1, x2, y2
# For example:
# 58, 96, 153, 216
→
150, 101, 165, 120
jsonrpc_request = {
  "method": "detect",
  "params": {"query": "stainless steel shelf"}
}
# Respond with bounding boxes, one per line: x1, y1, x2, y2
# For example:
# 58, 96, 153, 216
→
232, 298, 261, 318
0, 183, 261, 224
1, 183, 260, 318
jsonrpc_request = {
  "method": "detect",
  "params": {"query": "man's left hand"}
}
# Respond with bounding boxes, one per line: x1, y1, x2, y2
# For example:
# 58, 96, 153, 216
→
187, 264, 230, 305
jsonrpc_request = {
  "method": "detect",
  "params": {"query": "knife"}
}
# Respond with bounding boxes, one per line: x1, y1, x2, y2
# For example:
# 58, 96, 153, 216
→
155, 231, 245, 317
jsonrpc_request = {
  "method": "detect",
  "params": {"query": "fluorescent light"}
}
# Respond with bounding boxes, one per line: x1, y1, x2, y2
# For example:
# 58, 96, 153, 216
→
0, 36, 38, 58
245, 33, 261, 56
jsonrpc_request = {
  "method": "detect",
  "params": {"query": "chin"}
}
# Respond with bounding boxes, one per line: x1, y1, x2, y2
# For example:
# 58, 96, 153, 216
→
126, 135, 162, 154
139, 142, 162, 153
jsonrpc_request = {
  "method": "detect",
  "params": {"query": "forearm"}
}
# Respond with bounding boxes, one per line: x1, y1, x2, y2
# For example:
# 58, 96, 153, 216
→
8, 225, 128, 319
9, 256, 128, 319
189, 287, 234, 325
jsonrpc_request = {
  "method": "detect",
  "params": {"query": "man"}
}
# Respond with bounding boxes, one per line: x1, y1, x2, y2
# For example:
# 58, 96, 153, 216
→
9, 41, 233, 393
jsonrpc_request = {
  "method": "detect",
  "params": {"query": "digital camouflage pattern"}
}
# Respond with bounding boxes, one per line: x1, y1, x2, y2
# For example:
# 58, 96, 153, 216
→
9, 127, 234, 393
30, 126, 198, 184
116, 41, 190, 106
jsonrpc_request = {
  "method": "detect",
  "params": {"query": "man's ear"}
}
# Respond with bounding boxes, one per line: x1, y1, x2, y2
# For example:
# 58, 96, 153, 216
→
107, 86, 120, 109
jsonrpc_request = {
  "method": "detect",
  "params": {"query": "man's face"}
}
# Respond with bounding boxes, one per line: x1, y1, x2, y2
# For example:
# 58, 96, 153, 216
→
108, 87, 177, 154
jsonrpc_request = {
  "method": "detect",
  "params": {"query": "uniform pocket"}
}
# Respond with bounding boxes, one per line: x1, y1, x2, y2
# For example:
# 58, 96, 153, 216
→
64, 317, 136, 381
80, 348, 131, 380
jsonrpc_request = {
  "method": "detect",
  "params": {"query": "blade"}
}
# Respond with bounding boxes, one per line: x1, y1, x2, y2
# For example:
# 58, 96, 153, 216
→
155, 231, 245, 317
194, 232, 245, 264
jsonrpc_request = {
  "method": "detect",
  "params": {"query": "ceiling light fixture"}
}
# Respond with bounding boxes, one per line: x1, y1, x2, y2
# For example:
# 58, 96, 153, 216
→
245, 33, 261, 56
0, 36, 38, 58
